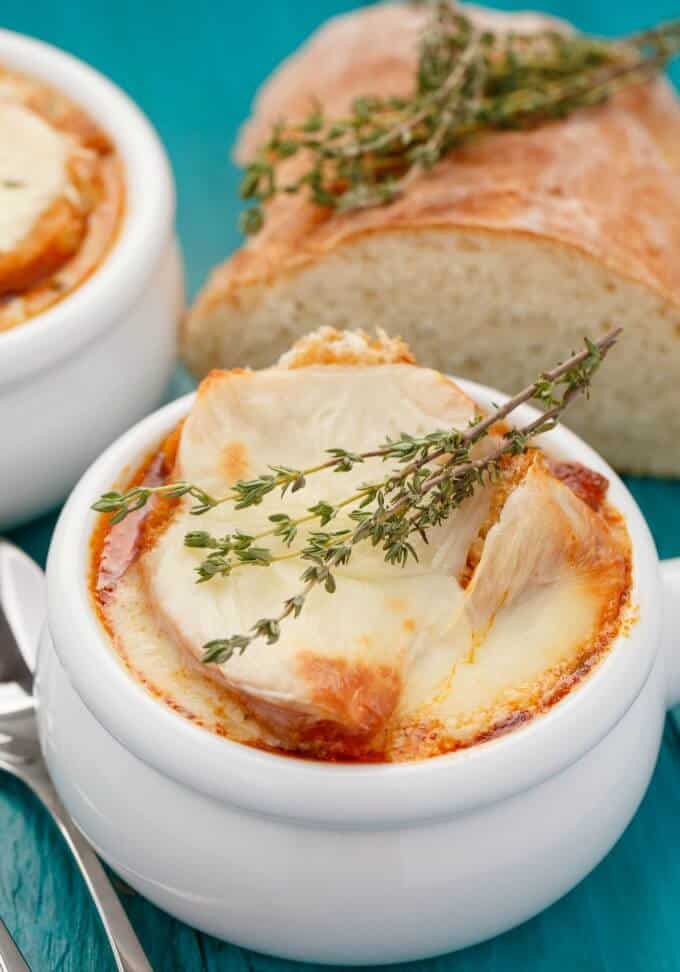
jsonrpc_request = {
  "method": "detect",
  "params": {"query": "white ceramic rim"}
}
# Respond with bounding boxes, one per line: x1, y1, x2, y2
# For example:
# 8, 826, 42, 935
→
0, 28, 175, 384
46, 380, 661, 826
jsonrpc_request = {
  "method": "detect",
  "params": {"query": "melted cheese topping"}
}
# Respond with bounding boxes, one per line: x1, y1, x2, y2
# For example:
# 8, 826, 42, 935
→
0, 102, 68, 252
140, 366, 488, 741
0, 64, 123, 333
97, 362, 631, 761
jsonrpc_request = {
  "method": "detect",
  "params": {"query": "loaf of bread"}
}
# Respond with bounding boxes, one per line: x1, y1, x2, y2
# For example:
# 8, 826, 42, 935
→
183, 3, 680, 477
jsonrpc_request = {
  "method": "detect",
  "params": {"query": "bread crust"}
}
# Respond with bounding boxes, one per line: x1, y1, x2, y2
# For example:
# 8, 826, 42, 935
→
277, 325, 415, 368
0, 195, 85, 296
185, 3, 680, 355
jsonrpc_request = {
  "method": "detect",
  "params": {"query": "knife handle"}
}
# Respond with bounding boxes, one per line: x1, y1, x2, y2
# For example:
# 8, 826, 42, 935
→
0, 917, 30, 972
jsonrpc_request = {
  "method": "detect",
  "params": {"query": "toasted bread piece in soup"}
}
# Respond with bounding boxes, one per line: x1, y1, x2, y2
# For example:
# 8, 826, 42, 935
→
278, 326, 415, 368
0, 66, 123, 331
184, 3, 680, 477
94, 328, 632, 761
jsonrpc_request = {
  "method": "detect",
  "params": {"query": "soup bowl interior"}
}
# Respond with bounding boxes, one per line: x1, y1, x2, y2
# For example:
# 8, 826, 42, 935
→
45, 377, 661, 827
0, 27, 175, 382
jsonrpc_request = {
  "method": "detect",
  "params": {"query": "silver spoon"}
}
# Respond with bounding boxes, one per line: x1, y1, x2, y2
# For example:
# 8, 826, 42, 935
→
0, 538, 153, 972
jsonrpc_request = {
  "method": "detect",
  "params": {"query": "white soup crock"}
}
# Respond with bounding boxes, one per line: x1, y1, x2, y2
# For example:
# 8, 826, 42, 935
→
40, 381, 680, 964
0, 28, 183, 528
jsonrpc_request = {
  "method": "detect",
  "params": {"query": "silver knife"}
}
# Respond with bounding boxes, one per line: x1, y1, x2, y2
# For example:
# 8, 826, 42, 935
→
0, 917, 29, 972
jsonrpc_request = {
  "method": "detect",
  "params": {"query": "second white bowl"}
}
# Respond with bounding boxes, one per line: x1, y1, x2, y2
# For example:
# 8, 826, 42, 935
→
0, 28, 184, 528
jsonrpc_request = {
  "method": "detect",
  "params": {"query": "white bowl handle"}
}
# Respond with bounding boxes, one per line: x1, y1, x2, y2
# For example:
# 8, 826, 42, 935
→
663, 558, 680, 709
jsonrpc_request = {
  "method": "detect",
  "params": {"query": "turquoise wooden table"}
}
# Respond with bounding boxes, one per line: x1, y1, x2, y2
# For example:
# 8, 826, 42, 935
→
3, 1, 680, 969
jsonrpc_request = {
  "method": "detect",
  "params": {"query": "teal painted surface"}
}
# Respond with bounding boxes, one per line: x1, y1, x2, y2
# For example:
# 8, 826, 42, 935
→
2, 1, 680, 969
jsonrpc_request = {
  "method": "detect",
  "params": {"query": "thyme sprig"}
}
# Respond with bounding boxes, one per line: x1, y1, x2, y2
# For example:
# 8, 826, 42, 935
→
93, 481, 219, 525
92, 328, 621, 666
238, 5, 680, 234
